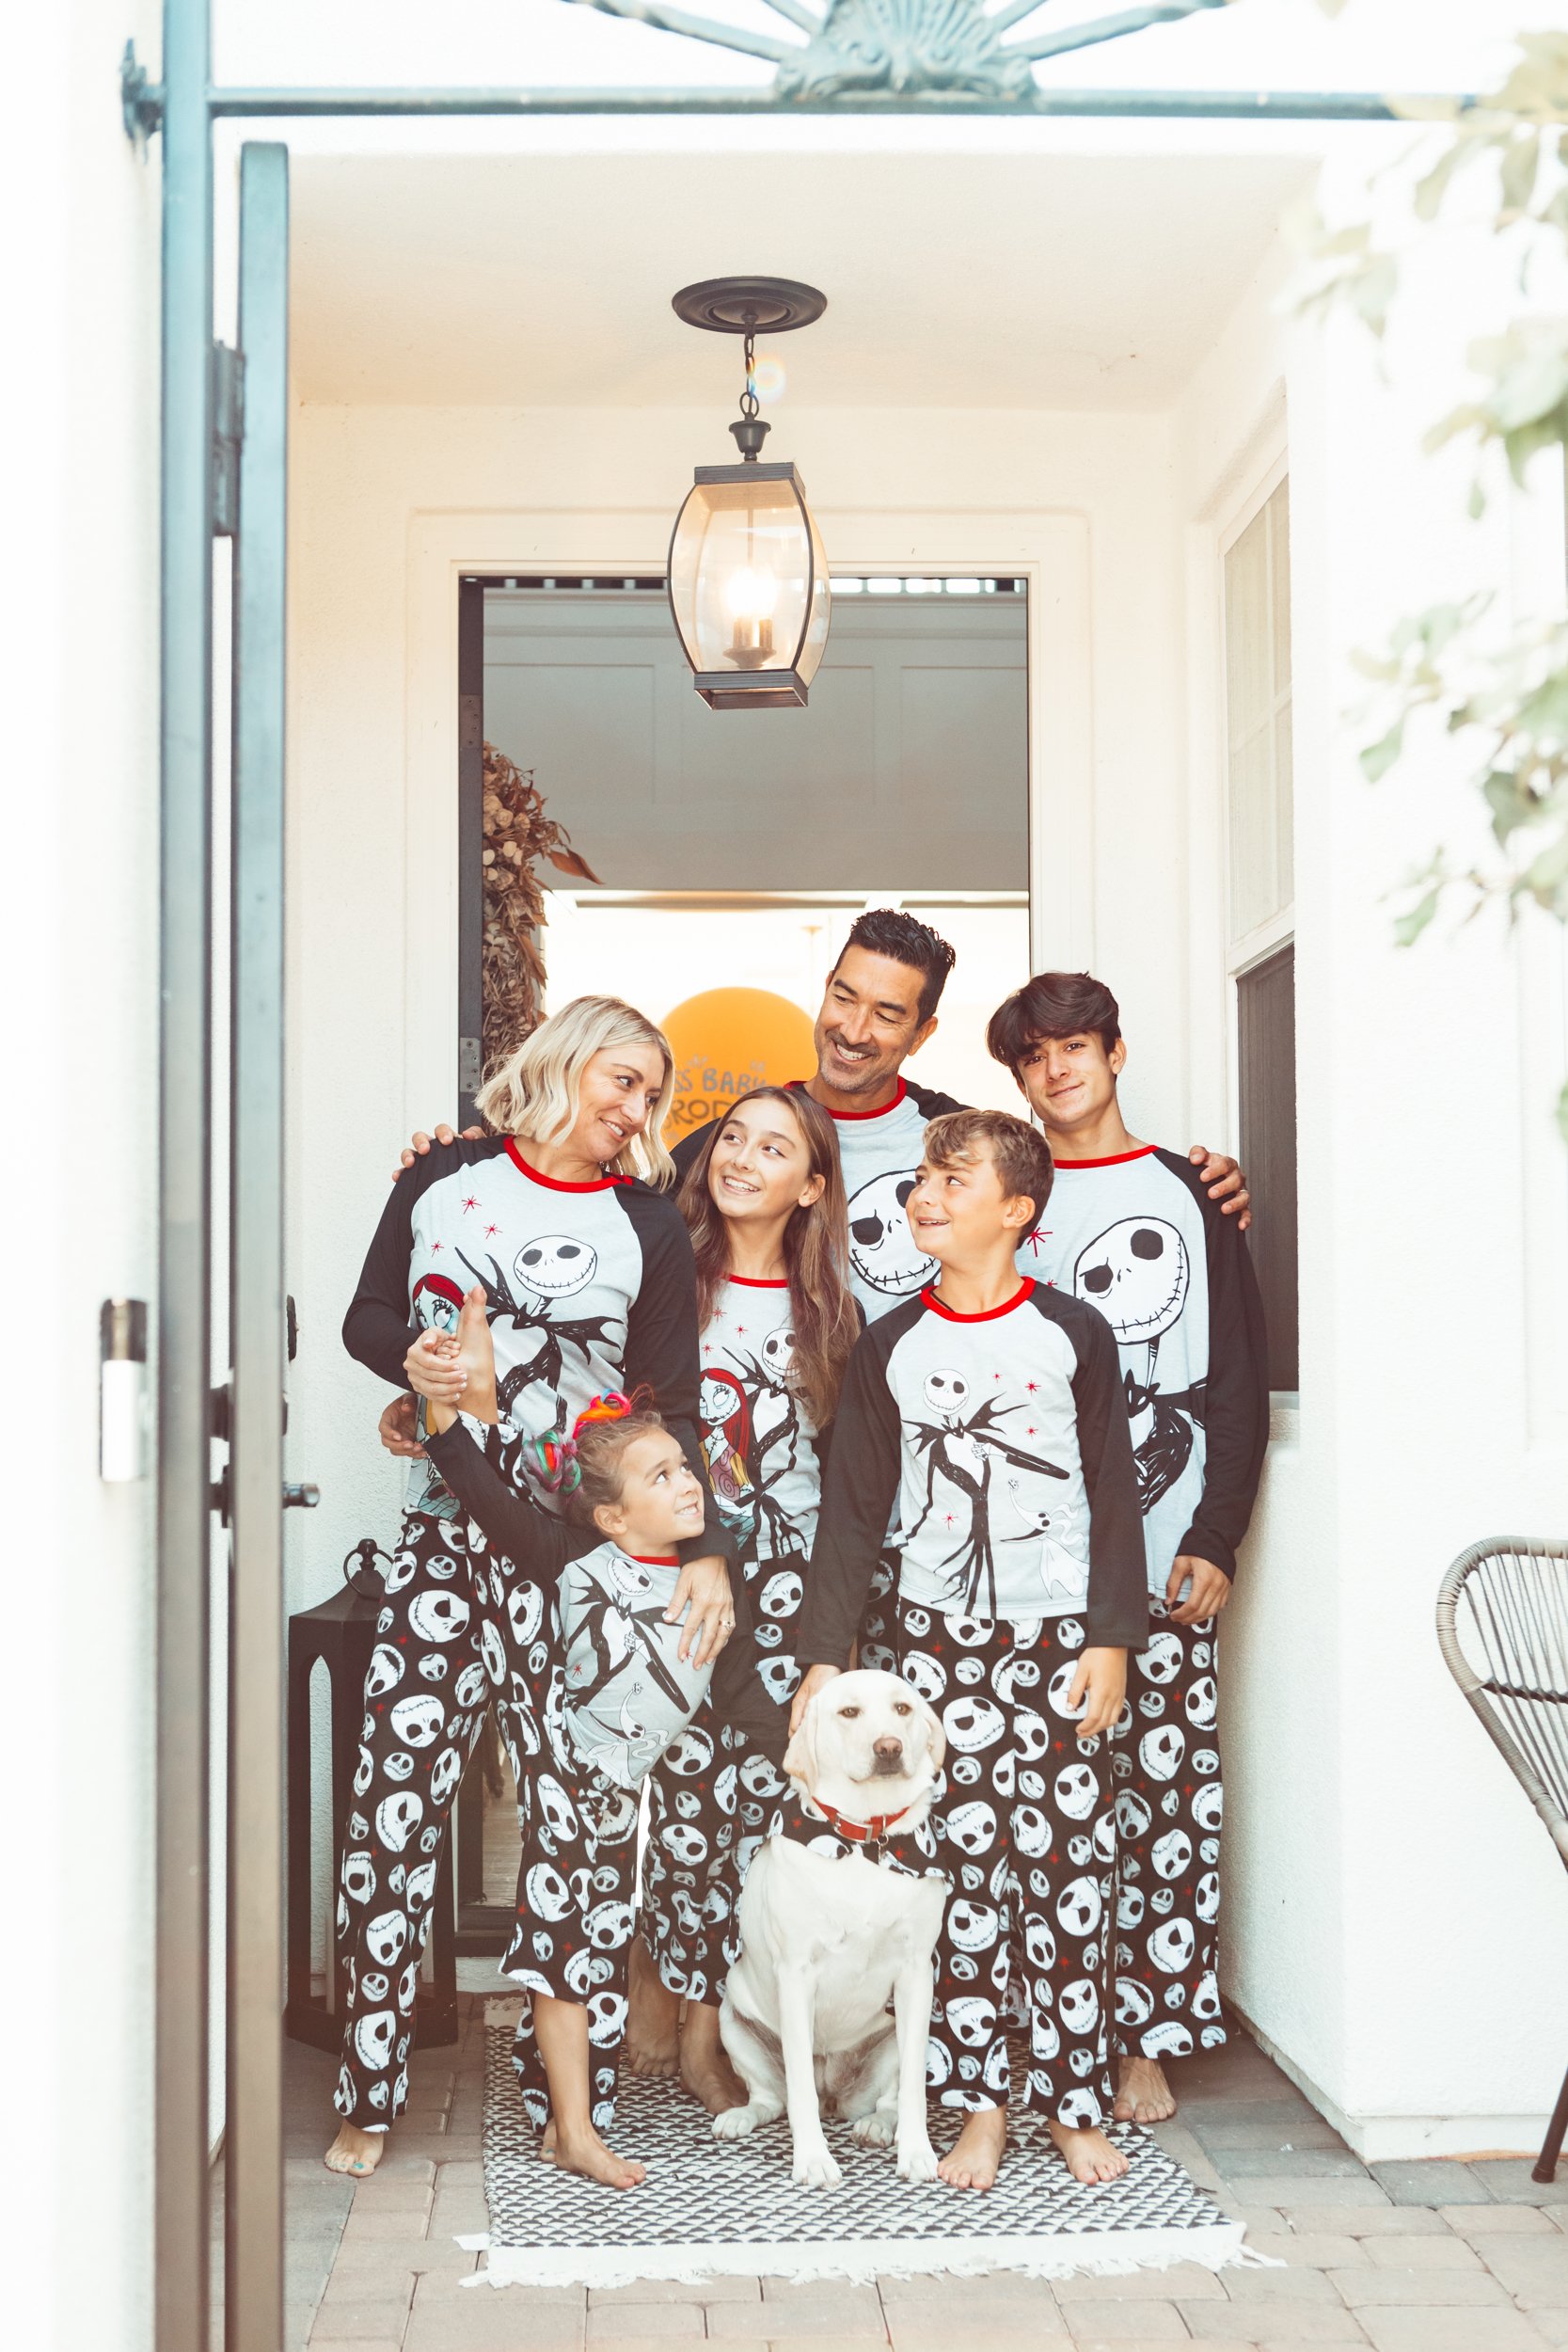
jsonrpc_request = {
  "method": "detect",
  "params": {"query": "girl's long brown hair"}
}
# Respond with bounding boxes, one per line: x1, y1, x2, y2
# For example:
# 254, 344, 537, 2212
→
677, 1088, 860, 1433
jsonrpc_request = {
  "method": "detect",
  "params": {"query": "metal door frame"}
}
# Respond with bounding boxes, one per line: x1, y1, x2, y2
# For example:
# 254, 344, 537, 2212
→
135, 2, 1442, 2344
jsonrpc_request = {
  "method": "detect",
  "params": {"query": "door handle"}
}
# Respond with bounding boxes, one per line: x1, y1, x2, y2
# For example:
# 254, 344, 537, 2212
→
283, 1482, 319, 1510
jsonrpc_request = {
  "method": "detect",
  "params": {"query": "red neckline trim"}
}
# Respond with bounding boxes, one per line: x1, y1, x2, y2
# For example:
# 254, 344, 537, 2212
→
507, 1138, 627, 1191
922, 1278, 1035, 1323
623, 1551, 679, 1567
792, 1076, 907, 1123
1051, 1146, 1157, 1169
726, 1274, 789, 1289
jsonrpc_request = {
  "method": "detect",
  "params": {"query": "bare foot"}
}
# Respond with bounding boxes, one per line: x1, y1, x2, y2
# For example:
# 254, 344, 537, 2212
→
938, 2105, 1006, 2190
325, 2122, 384, 2177
626, 1938, 680, 2077
678, 2006, 746, 2115
551, 2123, 646, 2189
538, 2117, 559, 2164
1114, 2054, 1176, 2124
1048, 2119, 1129, 2184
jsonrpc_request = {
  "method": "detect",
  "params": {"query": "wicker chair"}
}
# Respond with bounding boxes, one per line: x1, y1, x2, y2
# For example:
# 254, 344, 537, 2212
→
1436, 1537, 1568, 2184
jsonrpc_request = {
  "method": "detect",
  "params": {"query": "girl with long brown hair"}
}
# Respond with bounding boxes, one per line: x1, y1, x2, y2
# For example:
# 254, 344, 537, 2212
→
629, 1086, 862, 2112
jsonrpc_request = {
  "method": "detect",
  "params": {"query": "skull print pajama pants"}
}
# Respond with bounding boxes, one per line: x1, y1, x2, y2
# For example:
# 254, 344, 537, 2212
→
899, 1601, 1117, 2130
1109, 1597, 1226, 2060
334, 1509, 526, 2130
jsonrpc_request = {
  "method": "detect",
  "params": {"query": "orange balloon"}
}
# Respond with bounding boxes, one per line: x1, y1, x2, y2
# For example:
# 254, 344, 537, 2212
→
661, 987, 816, 1149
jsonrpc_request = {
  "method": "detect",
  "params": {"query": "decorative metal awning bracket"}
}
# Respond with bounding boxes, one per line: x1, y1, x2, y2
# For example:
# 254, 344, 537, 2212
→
119, 20, 1465, 141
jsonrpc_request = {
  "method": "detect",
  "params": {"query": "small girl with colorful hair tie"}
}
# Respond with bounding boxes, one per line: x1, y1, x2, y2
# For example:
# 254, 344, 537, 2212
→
415, 1290, 719, 2190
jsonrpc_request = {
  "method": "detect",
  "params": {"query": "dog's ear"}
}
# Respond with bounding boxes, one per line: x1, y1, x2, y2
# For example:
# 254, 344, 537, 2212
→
782, 1690, 817, 1788
915, 1687, 945, 1774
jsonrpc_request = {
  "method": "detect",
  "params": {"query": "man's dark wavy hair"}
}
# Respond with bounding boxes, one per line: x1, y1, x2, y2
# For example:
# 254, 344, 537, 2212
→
987, 970, 1122, 1074
833, 908, 958, 1026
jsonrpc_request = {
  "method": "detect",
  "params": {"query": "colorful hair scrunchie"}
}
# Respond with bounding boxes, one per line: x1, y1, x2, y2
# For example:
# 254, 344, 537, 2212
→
528, 1391, 635, 1495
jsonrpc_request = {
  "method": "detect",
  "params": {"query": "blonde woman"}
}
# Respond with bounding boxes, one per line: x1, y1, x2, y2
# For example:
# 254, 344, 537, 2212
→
325, 995, 737, 2176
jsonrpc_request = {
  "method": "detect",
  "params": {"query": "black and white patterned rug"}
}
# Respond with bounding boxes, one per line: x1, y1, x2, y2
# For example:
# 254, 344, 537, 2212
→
466, 1997, 1249, 2290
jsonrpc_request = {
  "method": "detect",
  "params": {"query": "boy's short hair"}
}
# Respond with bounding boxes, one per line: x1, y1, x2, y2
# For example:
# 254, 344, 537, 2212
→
924, 1108, 1054, 1224
833, 908, 958, 1026
986, 971, 1121, 1073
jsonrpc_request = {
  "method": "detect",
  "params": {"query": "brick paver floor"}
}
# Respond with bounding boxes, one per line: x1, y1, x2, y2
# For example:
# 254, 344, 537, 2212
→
277, 1997, 1568, 2352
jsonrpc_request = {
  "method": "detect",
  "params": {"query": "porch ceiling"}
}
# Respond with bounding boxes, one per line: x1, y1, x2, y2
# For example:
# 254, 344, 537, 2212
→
290, 147, 1316, 410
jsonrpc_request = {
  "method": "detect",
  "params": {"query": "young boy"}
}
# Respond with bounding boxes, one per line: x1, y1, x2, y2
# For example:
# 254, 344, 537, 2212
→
794, 1109, 1148, 2189
987, 971, 1269, 2127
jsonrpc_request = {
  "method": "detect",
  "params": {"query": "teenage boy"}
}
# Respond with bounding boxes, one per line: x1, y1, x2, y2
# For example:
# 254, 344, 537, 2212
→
987, 970, 1268, 2129
793, 1110, 1147, 2191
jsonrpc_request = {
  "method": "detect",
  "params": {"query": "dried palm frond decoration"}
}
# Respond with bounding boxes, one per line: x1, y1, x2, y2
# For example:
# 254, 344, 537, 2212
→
482, 742, 599, 1074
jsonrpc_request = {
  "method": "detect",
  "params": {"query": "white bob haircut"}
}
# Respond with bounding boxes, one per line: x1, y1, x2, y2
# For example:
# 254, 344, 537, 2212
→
474, 994, 677, 1188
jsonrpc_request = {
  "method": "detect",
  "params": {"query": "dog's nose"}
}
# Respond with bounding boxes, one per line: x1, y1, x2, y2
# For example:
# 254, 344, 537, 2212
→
872, 1736, 904, 1773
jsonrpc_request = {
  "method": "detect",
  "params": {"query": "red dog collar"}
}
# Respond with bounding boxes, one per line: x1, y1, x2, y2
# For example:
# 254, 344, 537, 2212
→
805, 1794, 916, 1844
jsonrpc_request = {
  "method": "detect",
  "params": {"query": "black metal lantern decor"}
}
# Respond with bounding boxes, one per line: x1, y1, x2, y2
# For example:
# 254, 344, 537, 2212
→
668, 276, 832, 710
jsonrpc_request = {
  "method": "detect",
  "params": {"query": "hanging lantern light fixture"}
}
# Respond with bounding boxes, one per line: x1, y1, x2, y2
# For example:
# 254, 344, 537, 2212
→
668, 277, 831, 711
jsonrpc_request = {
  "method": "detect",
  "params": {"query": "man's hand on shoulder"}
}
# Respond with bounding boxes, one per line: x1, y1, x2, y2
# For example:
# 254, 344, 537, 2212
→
392, 1122, 483, 1184
1187, 1144, 1251, 1231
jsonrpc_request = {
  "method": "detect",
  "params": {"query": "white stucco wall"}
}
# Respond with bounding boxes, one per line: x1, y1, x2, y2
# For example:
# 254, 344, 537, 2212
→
5, 6, 162, 2349
1180, 208, 1568, 2156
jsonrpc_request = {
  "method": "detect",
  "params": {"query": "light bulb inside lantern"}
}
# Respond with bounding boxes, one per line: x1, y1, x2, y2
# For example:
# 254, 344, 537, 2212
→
722, 563, 778, 667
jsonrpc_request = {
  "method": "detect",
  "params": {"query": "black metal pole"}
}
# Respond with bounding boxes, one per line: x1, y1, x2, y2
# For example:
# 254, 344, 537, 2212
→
156, 0, 215, 2345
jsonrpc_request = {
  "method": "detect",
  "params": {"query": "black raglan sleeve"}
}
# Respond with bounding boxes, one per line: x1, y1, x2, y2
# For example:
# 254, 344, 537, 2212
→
341, 1155, 432, 1388
1053, 1295, 1148, 1651
618, 1187, 737, 1569
796, 1309, 910, 1671
1157, 1152, 1270, 1582
341, 1137, 506, 1389
422, 1420, 595, 1588
904, 1080, 970, 1120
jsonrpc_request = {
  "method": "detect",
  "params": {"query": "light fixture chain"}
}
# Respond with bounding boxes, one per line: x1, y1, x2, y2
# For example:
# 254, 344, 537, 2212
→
740, 330, 759, 421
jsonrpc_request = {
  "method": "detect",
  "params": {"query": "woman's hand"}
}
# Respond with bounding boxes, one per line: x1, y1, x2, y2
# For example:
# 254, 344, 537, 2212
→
1069, 1645, 1128, 1740
404, 1327, 465, 1406
1166, 1554, 1231, 1627
789, 1661, 842, 1737
667, 1555, 735, 1668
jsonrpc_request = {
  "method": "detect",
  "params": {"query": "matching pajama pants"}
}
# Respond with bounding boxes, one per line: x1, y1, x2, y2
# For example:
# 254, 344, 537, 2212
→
898, 1600, 1117, 2130
1109, 1598, 1226, 2059
334, 1510, 526, 2130
334, 1507, 641, 2137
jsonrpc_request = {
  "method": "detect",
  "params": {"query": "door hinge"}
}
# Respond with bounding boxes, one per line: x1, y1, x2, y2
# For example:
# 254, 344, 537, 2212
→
213, 342, 244, 538
459, 695, 483, 752
459, 1036, 483, 1096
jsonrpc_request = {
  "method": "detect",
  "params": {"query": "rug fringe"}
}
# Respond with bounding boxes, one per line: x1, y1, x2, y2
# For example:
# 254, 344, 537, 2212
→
466, 2218, 1253, 2291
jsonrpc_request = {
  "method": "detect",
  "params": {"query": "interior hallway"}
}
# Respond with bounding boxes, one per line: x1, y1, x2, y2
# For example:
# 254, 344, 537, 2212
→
260, 2003, 1568, 2350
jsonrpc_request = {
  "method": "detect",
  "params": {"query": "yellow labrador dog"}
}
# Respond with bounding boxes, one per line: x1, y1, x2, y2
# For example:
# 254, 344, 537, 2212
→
713, 1669, 947, 2188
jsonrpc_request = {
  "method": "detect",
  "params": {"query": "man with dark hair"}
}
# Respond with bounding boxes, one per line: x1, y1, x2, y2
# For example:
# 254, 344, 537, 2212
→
673, 908, 964, 1321
988, 968, 1269, 2127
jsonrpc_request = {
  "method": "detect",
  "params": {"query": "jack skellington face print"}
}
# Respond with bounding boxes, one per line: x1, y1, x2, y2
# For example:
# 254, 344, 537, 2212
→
905, 1366, 1070, 1617
847, 1168, 936, 1300
1073, 1217, 1202, 1513
457, 1236, 623, 1425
